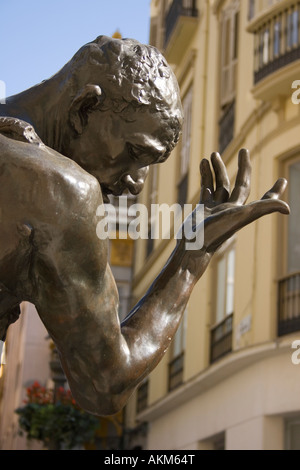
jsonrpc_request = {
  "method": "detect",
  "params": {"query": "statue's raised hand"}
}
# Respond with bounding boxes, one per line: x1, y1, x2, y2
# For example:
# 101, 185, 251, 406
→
179, 149, 289, 279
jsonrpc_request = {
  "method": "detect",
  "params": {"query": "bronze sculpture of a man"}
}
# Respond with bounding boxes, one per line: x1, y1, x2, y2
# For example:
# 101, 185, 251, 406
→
0, 36, 289, 415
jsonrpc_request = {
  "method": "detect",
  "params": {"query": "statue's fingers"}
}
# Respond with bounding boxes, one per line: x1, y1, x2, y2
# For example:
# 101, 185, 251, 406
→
249, 198, 290, 216
261, 178, 288, 201
211, 152, 230, 203
228, 149, 252, 205
199, 158, 214, 204
204, 198, 289, 251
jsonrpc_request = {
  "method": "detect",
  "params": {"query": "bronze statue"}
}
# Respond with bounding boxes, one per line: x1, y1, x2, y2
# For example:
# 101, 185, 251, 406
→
0, 36, 289, 415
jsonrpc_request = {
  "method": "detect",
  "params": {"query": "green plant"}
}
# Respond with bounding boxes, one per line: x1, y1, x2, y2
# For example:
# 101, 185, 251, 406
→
16, 382, 100, 450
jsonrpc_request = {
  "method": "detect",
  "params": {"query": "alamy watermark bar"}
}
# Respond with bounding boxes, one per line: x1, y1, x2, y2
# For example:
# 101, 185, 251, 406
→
96, 200, 205, 251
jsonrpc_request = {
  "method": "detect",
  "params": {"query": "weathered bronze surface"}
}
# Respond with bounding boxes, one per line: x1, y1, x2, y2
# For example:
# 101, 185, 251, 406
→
0, 36, 289, 415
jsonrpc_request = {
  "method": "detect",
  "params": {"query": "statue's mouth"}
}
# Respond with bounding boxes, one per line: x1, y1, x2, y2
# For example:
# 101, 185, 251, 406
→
100, 184, 127, 203
100, 184, 113, 203
101, 190, 110, 204
100, 172, 146, 203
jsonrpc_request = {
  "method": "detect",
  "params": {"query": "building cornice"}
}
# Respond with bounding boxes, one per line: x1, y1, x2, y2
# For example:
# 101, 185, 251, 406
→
137, 338, 294, 423
212, 0, 224, 15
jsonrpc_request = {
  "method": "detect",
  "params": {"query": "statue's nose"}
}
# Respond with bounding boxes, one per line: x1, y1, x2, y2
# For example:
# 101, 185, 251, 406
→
122, 167, 149, 195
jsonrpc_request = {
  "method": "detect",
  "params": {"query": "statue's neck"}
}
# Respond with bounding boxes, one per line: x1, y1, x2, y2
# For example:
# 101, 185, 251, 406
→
0, 79, 67, 152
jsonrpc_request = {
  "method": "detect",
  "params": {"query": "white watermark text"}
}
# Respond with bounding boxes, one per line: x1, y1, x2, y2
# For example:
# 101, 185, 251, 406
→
96, 200, 205, 251
291, 80, 300, 104
291, 340, 300, 365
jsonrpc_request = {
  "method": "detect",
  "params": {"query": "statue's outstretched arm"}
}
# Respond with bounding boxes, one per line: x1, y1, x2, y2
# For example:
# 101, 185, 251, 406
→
33, 149, 288, 416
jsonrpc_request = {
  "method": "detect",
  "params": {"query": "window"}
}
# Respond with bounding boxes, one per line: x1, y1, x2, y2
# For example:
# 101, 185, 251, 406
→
164, 0, 198, 48
288, 161, 300, 273
117, 282, 131, 322
285, 417, 300, 450
177, 87, 193, 207
220, 1, 240, 107
287, 9, 299, 49
258, 27, 271, 68
199, 432, 225, 450
149, 16, 158, 47
211, 246, 235, 362
219, 1, 239, 152
146, 165, 158, 257
168, 310, 187, 391
273, 18, 281, 57
216, 247, 235, 323
263, 28, 270, 65
278, 159, 300, 336
136, 379, 149, 414
248, 0, 255, 21
214, 433, 226, 450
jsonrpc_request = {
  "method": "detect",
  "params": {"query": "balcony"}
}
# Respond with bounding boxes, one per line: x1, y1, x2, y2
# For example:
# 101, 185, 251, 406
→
168, 353, 184, 391
164, 0, 199, 63
219, 100, 235, 154
136, 380, 149, 413
248, 1, 300, 101
177, 173, 189, 207
210, 313, 233, 363
278, 272, 300, 336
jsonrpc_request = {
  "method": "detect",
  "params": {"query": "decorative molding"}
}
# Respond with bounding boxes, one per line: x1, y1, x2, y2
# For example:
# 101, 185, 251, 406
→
137, 339, 293, 422
177, 48, 197, 86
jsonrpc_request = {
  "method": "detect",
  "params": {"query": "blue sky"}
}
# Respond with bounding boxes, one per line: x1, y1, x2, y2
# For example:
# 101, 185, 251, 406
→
0, 0, 151, 97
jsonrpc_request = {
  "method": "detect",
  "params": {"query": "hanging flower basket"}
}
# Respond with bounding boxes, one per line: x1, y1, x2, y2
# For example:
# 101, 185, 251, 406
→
15, 382, 100, 450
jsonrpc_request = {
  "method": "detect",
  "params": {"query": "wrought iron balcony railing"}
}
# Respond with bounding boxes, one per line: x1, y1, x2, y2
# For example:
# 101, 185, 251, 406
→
164, 0, 198, 48
278, 272, 300, 336
168, 352, 184, 391
219, 100, 235, 154
177, 173, 189, 208
250, 1, 300, 83
210, 313, 233, 363
136, 380, 149, 413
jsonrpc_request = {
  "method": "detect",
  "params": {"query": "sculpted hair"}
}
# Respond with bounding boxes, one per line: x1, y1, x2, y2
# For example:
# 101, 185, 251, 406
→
66, 35, 183, 154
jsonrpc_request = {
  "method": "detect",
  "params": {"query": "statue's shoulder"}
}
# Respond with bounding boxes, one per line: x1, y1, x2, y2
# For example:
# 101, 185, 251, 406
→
0, 116, 43, 146
0, 116, 100, 206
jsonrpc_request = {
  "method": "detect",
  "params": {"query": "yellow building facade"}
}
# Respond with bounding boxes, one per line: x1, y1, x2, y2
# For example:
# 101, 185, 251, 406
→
124, 0, 300, 450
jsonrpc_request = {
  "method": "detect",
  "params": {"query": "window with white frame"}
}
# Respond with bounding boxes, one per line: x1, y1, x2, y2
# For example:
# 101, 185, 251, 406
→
180, 87, 193, 177
287, 160, 300, 273
248, 0, 255, 21
117, 282, 131, 322
277, 158, 300, 337
178, 86, 193, 207
273, 19, 281, 57
168, 309, 187, 390
285, 417, 300, 450
287, 7, 299, 49
146, 164, 158, 257
136, 378, 149, 413
216, 247, 236, 324
220, 0, 240, 107
172, 309, 187, 359
210, 245, 235, 362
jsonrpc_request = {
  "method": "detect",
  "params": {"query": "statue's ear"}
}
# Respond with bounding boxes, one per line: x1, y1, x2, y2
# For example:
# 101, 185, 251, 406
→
69, 84, 103, 134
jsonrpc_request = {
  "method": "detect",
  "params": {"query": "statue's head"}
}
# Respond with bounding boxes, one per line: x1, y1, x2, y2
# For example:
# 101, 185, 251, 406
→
57, 35, 183, 200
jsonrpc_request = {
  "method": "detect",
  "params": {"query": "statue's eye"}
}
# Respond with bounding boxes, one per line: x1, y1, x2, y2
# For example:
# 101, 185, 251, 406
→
127, 144, 139, 161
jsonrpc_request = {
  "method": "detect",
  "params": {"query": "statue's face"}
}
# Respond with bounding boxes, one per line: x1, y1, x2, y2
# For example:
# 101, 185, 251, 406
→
67, 107, 172, 201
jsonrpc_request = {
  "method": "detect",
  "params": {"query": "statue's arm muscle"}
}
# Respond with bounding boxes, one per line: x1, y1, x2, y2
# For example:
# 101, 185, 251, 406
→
30, 173, 195, 416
